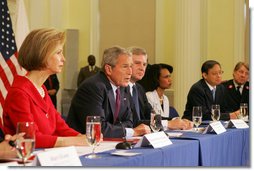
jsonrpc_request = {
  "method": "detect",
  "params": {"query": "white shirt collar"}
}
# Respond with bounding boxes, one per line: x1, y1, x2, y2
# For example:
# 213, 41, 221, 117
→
110, 83, 119, 99
233, 80, 242, 89
205, 80, 216, 91
128, 82, 135, 96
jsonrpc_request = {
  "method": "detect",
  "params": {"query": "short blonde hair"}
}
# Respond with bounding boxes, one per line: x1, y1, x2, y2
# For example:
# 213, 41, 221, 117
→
18, 28, 65, 71
234, 62, 249, 72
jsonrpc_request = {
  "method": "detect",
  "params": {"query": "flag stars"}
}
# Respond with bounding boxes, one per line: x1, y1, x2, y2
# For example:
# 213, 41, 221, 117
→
0, 0, 17, 59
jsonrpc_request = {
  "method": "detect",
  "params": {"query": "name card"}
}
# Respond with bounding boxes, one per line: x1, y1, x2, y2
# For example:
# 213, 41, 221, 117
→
36, 146, 82, 166
134, 131, 172, 148
225, 119, 249, 129
203, 121, 226, 134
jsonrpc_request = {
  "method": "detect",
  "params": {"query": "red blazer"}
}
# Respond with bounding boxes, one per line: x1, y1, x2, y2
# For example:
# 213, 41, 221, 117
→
3, 75, 79, 148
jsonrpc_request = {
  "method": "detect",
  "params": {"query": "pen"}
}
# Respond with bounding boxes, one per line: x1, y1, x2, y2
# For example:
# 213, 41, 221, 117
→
0, 137, 16, 147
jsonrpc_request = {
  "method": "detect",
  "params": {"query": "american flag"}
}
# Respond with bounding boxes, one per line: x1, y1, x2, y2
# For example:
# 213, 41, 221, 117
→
0, 0, 24, 119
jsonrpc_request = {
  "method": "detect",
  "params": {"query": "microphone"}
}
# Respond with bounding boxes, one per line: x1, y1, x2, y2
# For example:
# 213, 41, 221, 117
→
115, 122, 132, 149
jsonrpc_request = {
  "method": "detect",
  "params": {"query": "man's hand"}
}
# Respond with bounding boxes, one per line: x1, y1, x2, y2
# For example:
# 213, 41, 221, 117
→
168, 118, 193, 130
133, 124, 151, 136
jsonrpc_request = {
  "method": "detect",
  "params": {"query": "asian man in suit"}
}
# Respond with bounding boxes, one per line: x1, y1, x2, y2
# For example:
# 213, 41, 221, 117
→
182, 60, 240, 121
67, 46, 150, 138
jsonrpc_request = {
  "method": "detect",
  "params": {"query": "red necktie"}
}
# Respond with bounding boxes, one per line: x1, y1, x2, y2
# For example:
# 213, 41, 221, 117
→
114, 88, 121, 122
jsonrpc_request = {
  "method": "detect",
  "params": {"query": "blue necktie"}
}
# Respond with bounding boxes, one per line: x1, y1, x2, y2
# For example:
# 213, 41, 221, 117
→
132, 85, 140, 120
212, 88, 216, 101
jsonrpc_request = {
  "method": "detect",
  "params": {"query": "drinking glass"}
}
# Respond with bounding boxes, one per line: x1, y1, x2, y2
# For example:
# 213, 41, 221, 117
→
211, 104, 220, 122
16, 122, 35, 166
192, 106, 202, 131
239, 103, 248, 121
86, 116, 101, 159
150, 104, 163, 132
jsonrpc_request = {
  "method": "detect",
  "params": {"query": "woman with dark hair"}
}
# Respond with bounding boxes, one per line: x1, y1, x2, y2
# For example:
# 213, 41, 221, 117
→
146, 63, 178, 120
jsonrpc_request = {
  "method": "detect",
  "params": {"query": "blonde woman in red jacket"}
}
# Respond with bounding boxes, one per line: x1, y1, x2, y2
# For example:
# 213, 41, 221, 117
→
3, 28, 88, 148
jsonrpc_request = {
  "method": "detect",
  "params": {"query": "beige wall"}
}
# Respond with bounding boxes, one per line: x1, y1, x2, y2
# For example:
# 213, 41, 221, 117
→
99, 0, 155, 64
20, 0, 249, 114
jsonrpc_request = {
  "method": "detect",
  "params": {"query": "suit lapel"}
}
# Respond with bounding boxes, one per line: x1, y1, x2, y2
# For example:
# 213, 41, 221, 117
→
201, 80, 214, 103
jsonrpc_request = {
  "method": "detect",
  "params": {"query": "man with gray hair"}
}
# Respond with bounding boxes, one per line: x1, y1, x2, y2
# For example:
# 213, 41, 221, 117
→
67, 46, 150, 138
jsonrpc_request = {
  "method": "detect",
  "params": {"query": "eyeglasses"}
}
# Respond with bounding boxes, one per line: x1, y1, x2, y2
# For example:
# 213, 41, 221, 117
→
210, 71, 224, 76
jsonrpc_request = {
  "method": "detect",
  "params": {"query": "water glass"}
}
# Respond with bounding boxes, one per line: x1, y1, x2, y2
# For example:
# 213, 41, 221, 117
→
211, 104, 220, 122
16, 122, 35, 166
86, 116, 101, 159
150, 111, 162, 132
239, 103, 248, 121
192, 106, 202, 131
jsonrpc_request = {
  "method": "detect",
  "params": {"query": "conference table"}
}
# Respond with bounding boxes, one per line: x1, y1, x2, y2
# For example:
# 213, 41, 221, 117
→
81, 139, 199, 167
80, 127, 250, 167
171, 128, 250, 166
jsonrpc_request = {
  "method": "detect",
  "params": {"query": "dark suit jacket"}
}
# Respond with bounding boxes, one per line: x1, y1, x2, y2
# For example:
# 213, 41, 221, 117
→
67, 71, 133, 138
126, 83, 152, 127
43, 74, 59, 108
222, 80, 249, 112
137, 64, 152, 92
77, 65, 100, 87
182, 79, 230, 121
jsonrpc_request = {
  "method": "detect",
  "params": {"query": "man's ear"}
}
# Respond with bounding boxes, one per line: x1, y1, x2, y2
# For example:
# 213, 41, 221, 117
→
104, 64, 112, 76
202, 72, 207, 79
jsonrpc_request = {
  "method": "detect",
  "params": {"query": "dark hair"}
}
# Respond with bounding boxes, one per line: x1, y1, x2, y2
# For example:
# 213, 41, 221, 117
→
87, 55, 95, 61
147, 63, 173, 91
201, 60, 221, 74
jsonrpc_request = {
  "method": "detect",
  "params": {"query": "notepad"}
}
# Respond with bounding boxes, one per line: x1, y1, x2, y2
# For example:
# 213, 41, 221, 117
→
111, 151, 141, 157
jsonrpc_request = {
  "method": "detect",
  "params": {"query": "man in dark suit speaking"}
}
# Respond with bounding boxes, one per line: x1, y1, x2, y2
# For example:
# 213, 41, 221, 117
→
66, 46, 150, 138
